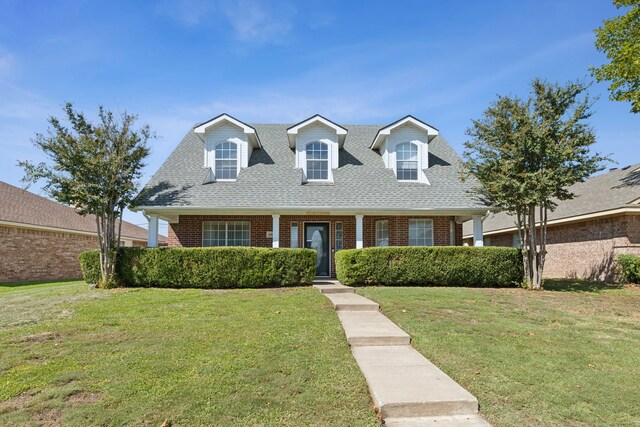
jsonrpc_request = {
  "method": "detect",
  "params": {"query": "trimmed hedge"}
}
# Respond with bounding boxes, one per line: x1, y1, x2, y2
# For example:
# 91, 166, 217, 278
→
79, 247, 317, 288
335, 246, 523, 287
617, 254, 640, 284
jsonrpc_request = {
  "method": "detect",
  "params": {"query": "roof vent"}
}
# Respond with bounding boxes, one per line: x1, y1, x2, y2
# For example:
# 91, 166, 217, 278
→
609, 167, 618, 171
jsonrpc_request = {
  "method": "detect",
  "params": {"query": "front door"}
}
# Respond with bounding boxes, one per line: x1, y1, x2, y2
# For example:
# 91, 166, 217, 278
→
304, 223, 330, 277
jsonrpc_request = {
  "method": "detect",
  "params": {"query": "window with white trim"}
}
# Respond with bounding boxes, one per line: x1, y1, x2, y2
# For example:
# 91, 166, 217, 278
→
306, 141, 329, 180
375, 220, 389, 246
203, 221, 250, 246
215, 141, 238, 180
335, 222, 343, 250
408, 219, 433, 246
396, 142, 418, 181
291, 222, 299, 248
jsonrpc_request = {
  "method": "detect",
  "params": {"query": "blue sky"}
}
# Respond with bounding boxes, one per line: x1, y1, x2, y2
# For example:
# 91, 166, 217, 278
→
1, 0, 638, 234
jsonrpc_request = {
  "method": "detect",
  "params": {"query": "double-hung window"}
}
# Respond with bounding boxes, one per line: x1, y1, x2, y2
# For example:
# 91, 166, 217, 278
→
375, 220, 389, 246
306, 142, 328, 180
215, 141, 238, 180
203, 221, 250, 246
408, 219, 433, 246
396, 142, 418, 181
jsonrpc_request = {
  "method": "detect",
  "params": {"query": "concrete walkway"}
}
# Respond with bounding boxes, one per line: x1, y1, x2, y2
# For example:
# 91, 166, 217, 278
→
313, 281, 490, 426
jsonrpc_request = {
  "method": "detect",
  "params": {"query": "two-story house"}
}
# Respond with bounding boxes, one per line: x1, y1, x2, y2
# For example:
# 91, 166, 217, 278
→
134, 114, 490, 278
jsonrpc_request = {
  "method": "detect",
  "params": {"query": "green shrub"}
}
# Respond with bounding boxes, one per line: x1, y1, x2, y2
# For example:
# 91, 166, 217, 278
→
617, 254, 640, 284
79, 250, 101, 284
335, 246, 523, 287
79, 247, 316, 289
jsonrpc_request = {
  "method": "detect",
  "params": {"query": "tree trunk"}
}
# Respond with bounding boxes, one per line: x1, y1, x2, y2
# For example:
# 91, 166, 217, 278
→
516, 208, 529, 288
97, 207, 119, 288
528, 205, 541, 290
535, 204, 548, 290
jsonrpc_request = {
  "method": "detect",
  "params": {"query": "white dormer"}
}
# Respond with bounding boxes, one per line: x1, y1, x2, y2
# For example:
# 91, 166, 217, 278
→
287, 115, 347, 183
194, 114, 261, 182
370, 116, 439, 184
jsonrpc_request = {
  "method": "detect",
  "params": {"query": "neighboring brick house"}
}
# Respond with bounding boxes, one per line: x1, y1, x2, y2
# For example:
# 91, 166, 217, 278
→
462, 164, 640, 281
134, 114, 489, 278
0, 181, 165, 283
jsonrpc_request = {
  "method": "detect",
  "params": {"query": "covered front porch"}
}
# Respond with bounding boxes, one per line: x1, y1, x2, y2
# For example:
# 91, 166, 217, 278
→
142, 210, 488, 278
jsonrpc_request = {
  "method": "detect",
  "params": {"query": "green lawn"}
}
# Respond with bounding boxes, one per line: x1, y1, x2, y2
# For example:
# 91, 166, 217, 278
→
359, 281, 640, 427
0, 281, 377, 426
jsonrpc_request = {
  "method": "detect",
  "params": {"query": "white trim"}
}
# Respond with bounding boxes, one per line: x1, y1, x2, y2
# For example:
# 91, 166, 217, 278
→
133, 205, 490, 217
290, 222, 299, 248
148, 214, 159, 247
287, 115, 347, 148
202, 220, 251, 247
304, 140, 332, 182
209, 140, 241, 182
371, 115, 439, 150
0, 219, 147, 242
472, 215, 483, 247
375, 219, 389, 247
194, 114, 261, 148
462, 207, 640, 239
355, 214, 364, 249
272, 214, 280, 248
408, 218, 434, 246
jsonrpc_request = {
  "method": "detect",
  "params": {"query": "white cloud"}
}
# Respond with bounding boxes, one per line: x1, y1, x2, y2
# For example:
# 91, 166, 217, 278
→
219, 0, 296, 44
156, 0, 296, 44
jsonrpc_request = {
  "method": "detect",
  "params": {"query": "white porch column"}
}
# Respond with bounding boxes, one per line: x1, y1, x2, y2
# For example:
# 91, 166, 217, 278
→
272, 214, 280, 248
355, 214, 364, 249
472, 215, 484, 247
148, 214, 159, 248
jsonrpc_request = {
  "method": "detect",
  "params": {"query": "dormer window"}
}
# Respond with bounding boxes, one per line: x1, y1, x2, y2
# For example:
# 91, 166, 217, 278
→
306, 142, 329, 180
215, 141, 238, 180
287, 115, 347, 183
396, 142, 418, 181
370, 116, 439, 184
194, 114, 261, 183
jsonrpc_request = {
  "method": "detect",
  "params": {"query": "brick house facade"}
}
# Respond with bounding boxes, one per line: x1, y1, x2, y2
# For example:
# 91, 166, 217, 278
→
462, 164, 640, 282
0, 181, 157, 283
168, 214, 464, 278
469, 214, 640, 281
136, 114, 492, 279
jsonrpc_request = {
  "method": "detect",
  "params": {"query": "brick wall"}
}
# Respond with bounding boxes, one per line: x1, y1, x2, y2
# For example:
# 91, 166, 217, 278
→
0, 225, 98, 283
168, 215, 273, 247
168, 214, 460, 278
484, 214, 640, 281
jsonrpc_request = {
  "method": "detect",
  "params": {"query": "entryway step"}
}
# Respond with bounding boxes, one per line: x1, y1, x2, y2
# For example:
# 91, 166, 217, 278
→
384, 414, 491, 427
325, 293, 379, 311
352, 345, 479, 419
337, 310, 411, 346
312, 283, 355, 294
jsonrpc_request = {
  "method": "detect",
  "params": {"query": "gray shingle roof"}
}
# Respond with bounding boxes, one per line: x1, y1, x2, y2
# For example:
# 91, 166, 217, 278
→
0, 181, 164, 242
136, 123, 488, 212
463, 163, 640, 236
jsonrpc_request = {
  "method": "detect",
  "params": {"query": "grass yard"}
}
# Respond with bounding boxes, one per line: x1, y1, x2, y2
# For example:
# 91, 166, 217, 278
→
0, 281, 378, 426
359, 281, 640, 427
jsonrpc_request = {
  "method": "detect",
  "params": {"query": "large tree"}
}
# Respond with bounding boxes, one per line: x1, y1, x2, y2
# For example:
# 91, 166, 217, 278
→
592, 0, 640, 113
464, 79, 609, 290
20, 103, 152, 288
